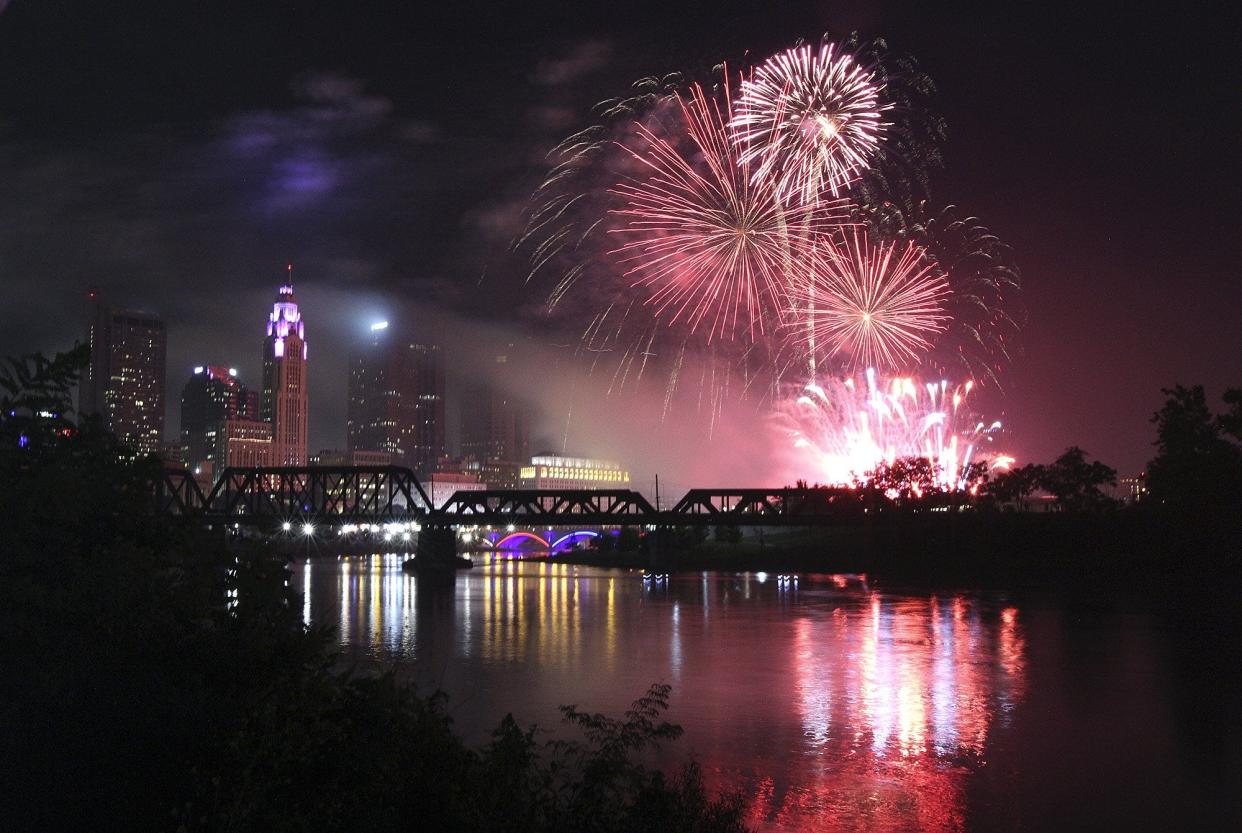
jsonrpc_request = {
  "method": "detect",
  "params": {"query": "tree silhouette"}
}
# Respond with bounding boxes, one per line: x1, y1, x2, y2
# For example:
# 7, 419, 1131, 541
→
1147, 385, 1242, 508
1038, 446, 1117, 512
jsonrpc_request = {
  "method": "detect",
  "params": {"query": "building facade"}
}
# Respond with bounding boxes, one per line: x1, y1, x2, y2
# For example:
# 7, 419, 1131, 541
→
426, 471, 486, 509
180, 365, 259, 474
346, 323, 444, 477
311, 448, 393, 467
216, 417, 276, 469
519, 454, 630, 490
261, 281, 308, 466
460, 347, 530, 470
79, 290, 167, 458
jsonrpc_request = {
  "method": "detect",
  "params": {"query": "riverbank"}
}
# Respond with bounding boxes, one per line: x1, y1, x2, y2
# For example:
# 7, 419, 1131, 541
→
550, 510, 1242, 596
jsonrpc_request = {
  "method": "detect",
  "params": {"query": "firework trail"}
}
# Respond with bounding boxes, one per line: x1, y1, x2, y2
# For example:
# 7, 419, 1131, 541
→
790, 229, 950, 371
773, 369, 1010, 489
610, 80, 850, 342
731, 42, 888, 204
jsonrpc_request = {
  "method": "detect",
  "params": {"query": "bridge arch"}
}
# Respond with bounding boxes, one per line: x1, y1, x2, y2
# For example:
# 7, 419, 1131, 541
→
495, 531, 550, 551
550, 530, 600, 552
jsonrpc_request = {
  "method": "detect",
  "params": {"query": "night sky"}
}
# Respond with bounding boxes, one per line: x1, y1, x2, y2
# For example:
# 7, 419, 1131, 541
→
1, 0, 1238, 477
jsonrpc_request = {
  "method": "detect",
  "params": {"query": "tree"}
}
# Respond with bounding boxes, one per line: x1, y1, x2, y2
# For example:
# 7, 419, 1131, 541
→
983, 463, 1042, 507
1038, 446, 1117, 511
863, 456, 940, 502
1146, 385, 1242, 507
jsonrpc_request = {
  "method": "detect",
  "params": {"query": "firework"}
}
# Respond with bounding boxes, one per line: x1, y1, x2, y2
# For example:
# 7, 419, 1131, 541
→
731, 43, 887, 203
859, 200, 1023, 385
790, 229, 949, 371
774, 369, 1008, 489
610, 81, 850, 342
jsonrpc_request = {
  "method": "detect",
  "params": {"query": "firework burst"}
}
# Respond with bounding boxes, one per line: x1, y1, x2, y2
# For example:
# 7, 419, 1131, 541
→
731, 42, 888, 203
859, 199, 1023, 385
774, 369, 1009, 489
790, 229, 949, 371
610, 81, 850, 342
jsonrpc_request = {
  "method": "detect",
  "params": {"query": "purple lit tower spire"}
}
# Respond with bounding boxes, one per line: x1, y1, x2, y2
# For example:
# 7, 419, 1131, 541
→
261, 264, 308, 465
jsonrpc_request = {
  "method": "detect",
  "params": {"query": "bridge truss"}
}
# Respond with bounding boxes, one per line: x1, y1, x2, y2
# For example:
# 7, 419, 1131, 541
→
159, 466, 861, 527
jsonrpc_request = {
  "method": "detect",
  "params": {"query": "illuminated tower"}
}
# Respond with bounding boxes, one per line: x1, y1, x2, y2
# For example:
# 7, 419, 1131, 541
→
79, 289, 167, 459
261, 269, 308, 466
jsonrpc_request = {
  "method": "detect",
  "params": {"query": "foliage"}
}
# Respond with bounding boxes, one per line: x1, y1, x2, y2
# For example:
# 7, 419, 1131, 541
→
714, 524, 743, 545
1146, 385, 1242, 508
0, 349, 749, 833
983, 464, 1041, 506
981, 447, 1116, 511
1037, 446, 1117, 512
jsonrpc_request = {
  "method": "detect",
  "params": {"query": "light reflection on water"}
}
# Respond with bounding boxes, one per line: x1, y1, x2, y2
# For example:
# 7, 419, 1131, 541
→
290, 555, 1181, 832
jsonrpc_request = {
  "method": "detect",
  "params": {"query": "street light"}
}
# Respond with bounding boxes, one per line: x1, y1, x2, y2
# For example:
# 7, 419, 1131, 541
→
302, 523, 315, 537
281, 521, 292, 532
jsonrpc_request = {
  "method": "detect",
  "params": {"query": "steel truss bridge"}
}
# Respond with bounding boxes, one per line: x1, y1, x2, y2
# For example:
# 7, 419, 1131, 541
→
157, 465, 861, 528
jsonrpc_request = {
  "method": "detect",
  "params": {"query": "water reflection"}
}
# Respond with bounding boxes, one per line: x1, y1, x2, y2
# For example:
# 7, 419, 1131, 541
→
292, 558, 1027, 832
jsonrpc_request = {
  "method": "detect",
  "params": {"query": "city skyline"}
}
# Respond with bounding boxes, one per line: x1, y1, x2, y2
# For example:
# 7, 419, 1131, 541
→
4, 1, 1239, 479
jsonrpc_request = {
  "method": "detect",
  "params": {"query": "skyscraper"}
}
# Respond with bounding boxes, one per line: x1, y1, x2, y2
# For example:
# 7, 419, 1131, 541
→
79, 290, 167, 458
179, 365, 259, 473
347, 322, 444, 476
460, 348, 530, 465
261, 276, 308, 466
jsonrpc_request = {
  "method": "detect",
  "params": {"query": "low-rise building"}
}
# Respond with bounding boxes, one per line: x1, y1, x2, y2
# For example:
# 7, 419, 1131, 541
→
427, 471, 487, 509
519, 454, 630, 490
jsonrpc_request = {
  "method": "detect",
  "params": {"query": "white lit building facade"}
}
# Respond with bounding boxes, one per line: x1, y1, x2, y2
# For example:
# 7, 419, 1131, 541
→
519, 455, 630, 490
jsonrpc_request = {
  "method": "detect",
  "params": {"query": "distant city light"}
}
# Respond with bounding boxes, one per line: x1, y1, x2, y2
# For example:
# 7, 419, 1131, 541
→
193, 366, 204, 374
371, 321, 389, 331
228, 367, 238, 377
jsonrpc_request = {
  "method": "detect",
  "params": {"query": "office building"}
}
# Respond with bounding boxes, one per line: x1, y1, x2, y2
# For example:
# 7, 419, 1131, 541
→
460, 347, 530, 466
346, 322, 444, 476
180, 365, 259, 473
79, 290, 167, 458
261, 278, 309, 466
426, 471, 486, 509
216, 417, 275, 469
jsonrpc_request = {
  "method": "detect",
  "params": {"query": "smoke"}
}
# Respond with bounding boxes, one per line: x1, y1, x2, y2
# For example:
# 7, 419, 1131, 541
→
378, 298, 779, 496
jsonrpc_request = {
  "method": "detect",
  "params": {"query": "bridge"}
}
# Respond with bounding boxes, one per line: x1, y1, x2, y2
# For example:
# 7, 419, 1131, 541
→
156, 465, 863, 566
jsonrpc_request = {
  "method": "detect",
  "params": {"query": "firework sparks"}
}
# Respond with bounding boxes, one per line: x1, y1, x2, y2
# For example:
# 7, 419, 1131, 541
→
610, 81, 849, 342
731, 43, 887, 203
774, 369, 1008, 489
790, 230, 949, 371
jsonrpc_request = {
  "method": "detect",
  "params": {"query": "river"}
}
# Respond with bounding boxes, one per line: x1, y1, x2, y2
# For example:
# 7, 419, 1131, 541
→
290, 554, 1240, 832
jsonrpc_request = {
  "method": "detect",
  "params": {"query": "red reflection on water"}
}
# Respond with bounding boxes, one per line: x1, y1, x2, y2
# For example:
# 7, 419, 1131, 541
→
740, 588, 1027, 832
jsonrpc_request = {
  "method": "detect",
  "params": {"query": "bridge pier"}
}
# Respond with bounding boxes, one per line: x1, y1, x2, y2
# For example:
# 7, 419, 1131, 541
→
645, 526, 679, 571
409, 525, 472, 571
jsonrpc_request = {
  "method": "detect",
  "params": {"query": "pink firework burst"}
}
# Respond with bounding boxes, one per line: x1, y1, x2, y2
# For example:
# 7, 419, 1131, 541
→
792, 229, 950, 371
610, 81, 850, 343
731, 43, 887, 203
